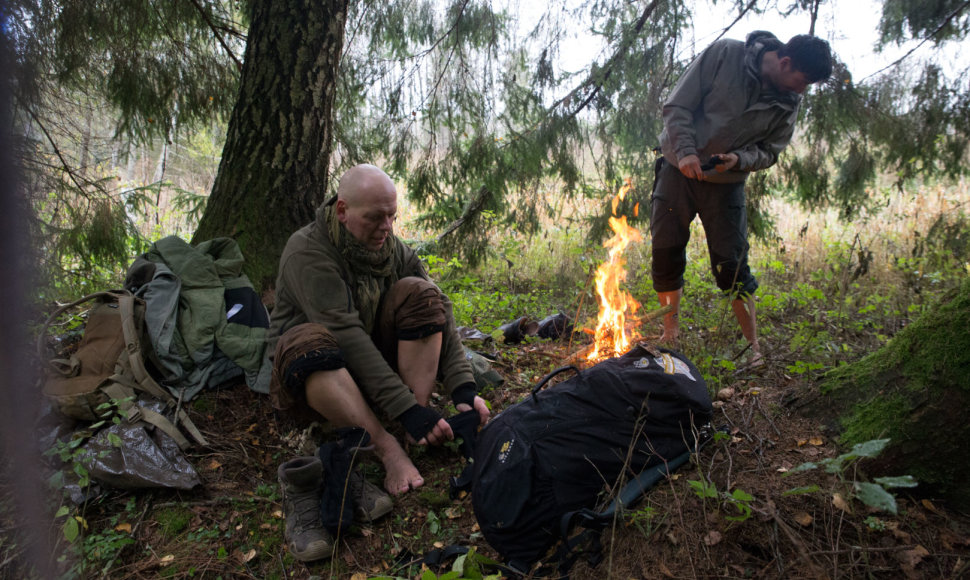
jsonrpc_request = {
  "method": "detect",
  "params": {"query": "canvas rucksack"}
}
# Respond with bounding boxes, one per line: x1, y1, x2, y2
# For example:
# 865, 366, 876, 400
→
38, 290, 207, 450
470, 343, 714, 574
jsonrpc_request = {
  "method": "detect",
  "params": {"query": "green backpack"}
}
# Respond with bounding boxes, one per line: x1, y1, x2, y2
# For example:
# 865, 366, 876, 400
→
38, 290, 207, 450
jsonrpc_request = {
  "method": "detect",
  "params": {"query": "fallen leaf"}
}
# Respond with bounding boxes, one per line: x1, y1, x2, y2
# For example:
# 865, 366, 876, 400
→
832, 493, 852, 513
940, 528, 970, 550
251, 438, 260, 446
114, 522, 132, 533
797, 438, 808, 447
259, 523, 272, 530
659, 561, 675, 577
247, 423, 258, 432
159, 555, 175, 564
237, 549, 256, 563
716, 387, 734, 401
776, 466, 789, 473
350, 573, 368, 580
703, 530, 722, 546
794, 512, 813, 526
809, 437, 824, 446
921, 499, 944, 516
897, 544, 929, 568
433, 541, 444, 548
272, 510, 283, 518
208, 459, 222, 470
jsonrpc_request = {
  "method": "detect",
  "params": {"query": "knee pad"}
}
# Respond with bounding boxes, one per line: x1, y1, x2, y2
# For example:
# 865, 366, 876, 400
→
386, 277, 446, 339
652, 246, 687, 292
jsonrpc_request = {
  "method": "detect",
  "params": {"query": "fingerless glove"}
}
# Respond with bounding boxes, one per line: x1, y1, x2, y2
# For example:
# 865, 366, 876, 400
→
396, 404, 443, 442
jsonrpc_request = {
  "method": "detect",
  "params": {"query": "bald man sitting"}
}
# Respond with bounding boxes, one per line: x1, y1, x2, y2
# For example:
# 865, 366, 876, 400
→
268, 164, 489, 561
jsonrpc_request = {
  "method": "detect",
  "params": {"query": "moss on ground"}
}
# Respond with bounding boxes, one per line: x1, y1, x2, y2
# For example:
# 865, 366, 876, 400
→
811, 276, 970, 509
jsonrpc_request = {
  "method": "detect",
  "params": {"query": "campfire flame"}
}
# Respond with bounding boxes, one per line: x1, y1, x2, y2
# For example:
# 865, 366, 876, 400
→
587, 182, 642, 362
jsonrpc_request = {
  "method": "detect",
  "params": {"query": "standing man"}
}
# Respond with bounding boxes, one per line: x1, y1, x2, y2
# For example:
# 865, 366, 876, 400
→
269, 164, 489, 561
651, 31, 832, 364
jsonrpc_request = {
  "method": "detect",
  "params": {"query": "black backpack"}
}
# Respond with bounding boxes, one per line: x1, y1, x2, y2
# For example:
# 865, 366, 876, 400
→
470, 343, 714, 573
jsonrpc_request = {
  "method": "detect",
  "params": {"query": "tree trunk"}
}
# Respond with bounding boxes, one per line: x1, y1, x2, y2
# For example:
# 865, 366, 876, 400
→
192, 0, 349, 292
794, 275, 970, 510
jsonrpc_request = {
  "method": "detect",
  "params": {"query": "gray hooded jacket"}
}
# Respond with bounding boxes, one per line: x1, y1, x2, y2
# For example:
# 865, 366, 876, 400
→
659, 31, 801, 183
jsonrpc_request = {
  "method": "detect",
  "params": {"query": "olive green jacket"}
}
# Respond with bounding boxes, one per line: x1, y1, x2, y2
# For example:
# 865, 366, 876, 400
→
659, 30, 801, 183
267, 201, 474, 419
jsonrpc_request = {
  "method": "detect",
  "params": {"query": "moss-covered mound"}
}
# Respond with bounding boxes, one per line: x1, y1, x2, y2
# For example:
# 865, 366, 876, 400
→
805, 275, 970, 509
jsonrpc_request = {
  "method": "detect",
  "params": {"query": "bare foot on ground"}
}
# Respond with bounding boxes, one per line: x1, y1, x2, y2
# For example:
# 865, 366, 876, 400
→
658, 330, 679, 349
374, 434, 424, 495
748, 349, 764, 368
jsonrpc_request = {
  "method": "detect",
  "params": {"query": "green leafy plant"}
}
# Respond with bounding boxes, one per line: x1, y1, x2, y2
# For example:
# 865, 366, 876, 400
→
688, 479, 755, 523
627, 505, 666, 538
370, 546, 504, 580
783, 438, 917, 514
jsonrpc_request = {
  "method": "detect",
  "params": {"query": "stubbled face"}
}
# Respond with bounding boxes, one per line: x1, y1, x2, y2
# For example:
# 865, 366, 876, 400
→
337, 182, 397, 251
772, 57, 811, 94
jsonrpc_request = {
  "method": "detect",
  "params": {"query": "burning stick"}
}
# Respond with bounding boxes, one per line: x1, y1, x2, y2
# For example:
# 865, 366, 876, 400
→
569, 305, 671, 365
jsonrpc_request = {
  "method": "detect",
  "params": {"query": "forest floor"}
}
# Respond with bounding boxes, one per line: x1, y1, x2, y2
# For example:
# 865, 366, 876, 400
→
6, 328, 970, 580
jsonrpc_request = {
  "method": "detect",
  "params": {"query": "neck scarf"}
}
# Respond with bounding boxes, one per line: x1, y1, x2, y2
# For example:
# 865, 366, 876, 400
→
324, 203, 396, 333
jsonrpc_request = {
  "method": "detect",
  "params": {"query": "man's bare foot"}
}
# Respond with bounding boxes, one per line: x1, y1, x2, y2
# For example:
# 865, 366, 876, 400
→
748, 349, 764, 368
658, 330, 679, 348
374, 434, 423, 495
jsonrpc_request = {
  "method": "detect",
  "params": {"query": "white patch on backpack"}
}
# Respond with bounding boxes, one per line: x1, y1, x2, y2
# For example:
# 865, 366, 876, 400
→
635, 354, 697, 381
498, 438, 516, 463
655, 353, 697, 381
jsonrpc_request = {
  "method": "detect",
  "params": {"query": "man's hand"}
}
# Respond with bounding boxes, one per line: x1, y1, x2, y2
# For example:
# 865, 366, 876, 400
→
712, 152, 738, 172
456, 395, 490, 426
418, 418, 454, 446
678, 154, 704, 180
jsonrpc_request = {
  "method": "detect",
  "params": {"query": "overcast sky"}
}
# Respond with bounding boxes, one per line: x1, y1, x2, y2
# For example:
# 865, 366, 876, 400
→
511, 0, 964, 83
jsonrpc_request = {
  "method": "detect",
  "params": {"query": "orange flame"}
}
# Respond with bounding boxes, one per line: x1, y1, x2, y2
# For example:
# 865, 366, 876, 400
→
587, 182, 641, 361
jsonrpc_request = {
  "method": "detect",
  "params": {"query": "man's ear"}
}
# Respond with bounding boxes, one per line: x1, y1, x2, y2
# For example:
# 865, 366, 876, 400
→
335, 198, 348, 223
778, 55, 794, 72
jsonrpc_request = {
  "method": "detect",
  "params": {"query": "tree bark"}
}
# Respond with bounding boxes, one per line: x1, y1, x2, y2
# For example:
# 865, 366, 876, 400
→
793, 276, 970, 510
192, 0, 349, 292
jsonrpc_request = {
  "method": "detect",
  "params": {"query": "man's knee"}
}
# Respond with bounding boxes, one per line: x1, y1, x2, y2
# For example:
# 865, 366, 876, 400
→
271, 323, 346, 411
710, 254, 758, 296
384, 277, 446, 340
652, 246, 687, 292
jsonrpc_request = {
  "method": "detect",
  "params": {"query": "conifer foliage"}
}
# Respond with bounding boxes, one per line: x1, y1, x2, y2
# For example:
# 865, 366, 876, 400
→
7, 0, 970, 291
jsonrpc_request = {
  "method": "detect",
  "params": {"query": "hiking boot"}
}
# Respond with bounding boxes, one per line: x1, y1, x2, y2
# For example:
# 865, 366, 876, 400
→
278, 456, 333, 562
348, 468, 393, 523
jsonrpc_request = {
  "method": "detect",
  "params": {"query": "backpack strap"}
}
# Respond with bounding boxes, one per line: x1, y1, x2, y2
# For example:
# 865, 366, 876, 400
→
551, 423, 728, 575
101, 379, 192, 450
114, 292, 208, 448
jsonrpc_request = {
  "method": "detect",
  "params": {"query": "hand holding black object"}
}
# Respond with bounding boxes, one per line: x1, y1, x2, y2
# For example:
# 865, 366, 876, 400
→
700, 155, 725, 171
398, 404, 446, 444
